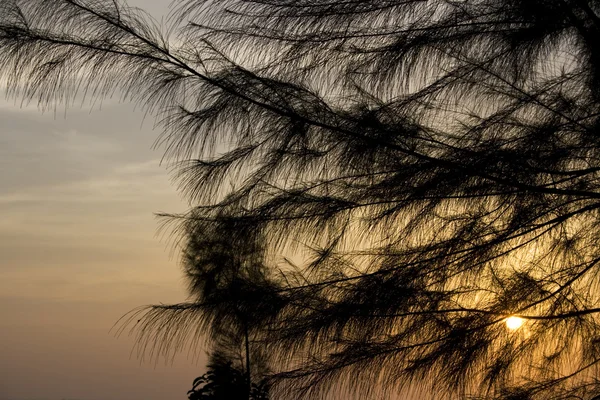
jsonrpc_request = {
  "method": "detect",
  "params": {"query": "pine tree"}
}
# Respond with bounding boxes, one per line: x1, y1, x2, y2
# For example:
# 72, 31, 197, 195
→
4, 1, 600, 398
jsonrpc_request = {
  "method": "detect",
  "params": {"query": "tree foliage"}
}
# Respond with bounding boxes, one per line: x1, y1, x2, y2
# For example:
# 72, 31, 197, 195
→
187, 312, 271, 400
187, 357, 269, 400
3, 0, 600, 399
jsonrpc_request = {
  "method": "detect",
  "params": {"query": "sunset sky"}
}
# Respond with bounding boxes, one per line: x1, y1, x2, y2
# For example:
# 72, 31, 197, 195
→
3, 1, 589, 399
0, 2, 210, 399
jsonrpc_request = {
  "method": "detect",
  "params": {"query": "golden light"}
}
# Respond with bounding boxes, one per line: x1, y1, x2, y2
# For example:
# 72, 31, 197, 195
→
505, 316, 525, 331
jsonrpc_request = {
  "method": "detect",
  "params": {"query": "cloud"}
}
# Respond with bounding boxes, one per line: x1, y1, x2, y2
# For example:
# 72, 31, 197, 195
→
1, 95, 185, 306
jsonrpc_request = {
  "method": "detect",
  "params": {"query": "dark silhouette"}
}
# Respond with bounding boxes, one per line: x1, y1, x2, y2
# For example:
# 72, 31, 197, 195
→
188, 353, 269, 400
188, 361, 250, 400
3, 0, 600, 399
187, 311, 272, 400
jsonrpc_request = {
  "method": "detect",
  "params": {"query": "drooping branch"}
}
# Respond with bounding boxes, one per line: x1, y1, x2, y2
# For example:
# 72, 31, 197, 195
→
4, 1, 600, 399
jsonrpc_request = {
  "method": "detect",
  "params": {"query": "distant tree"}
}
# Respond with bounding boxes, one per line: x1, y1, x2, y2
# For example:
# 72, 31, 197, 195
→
188, 360, 249, 400
4, 0, 600, 399
187, 310, 271, 400
187, 350, 269, 400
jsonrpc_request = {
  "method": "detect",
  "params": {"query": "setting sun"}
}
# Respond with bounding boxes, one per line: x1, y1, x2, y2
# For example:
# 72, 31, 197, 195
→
505, 316, 525, 331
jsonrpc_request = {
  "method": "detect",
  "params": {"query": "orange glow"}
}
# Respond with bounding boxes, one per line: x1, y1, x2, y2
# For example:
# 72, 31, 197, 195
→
505, 316, 525, 330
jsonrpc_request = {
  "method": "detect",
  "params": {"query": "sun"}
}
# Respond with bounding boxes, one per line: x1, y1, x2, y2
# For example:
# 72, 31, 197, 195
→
505, 316, 525, 331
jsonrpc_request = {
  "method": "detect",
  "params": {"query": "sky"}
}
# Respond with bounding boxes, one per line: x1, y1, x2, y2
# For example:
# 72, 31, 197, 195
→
0, 2, 209, 400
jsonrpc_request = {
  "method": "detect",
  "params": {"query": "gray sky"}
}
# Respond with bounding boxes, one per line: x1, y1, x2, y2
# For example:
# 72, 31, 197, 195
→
0, 2, 208, 400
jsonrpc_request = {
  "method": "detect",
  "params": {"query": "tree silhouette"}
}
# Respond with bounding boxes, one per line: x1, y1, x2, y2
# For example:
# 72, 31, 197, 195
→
3, 0, 600, 399
187, 343, 270, 400
187, 295, 272, 400
188, 360, 250, 400
187, 359, 269, 400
